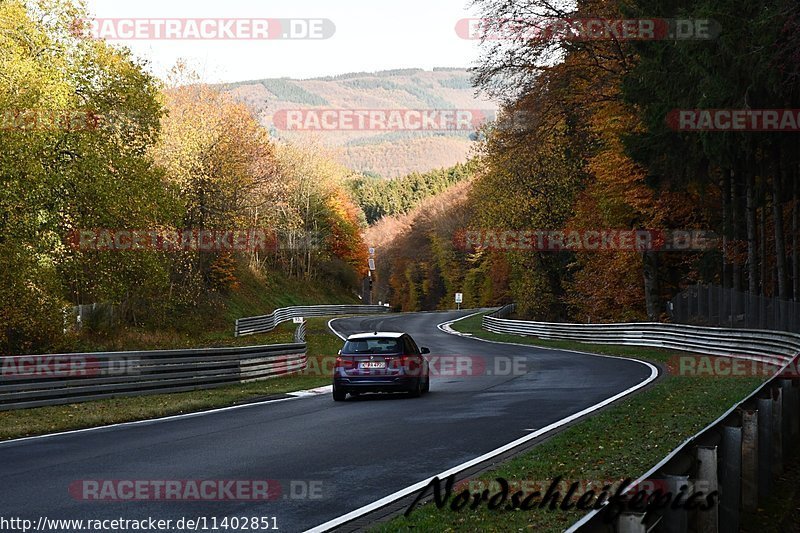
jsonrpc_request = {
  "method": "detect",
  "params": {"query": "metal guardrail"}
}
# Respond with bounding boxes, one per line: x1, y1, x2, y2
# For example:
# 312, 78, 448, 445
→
294, 320, 307, 343
564, 359, 800, 533
0, 344, 307, 411
235, 304, 389, 337
1, 304, 391, 411
482, 305, 800, 533
483, 305, 799, 367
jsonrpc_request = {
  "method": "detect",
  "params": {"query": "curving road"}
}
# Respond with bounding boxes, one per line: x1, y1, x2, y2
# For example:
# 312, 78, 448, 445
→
0, 311, 655, 533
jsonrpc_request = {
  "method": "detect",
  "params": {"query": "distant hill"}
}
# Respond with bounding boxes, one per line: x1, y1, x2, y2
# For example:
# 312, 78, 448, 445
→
220, 68, 497, 178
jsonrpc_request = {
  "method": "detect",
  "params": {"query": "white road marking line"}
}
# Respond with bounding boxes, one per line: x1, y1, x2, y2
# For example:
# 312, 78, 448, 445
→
327, 318, 348, 340
304, 311, 659, 533
0, 396, 302, 447
6, 315, 378, 445
3, 322, 360, 446
288, 385, 333, 397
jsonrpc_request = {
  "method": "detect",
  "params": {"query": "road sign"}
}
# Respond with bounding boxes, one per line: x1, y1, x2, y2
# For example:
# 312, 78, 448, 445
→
455, 293, 463, 304
369, 247, 375, 256
293, 317, 304, 324
368, 258, 376, 271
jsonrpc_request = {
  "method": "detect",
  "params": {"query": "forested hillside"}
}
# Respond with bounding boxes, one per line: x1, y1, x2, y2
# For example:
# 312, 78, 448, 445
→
220, 69, 496, 177
6, 0, 800, 355
348, 162, 475, 224
0, 2, 367, 355
370, 0, 800, 322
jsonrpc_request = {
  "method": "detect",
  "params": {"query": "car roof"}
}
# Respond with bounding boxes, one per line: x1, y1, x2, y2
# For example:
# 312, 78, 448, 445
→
346, 332, 405, 340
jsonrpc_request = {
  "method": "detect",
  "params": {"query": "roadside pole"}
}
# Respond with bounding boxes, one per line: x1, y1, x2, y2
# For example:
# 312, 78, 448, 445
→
366, 248, 376, 305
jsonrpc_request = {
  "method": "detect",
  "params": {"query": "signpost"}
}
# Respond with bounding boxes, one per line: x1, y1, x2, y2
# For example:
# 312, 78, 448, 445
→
364, 247, 376, 305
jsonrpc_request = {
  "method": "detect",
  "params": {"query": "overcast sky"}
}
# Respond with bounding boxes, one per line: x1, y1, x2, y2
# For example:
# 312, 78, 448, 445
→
83, 0, 484, 82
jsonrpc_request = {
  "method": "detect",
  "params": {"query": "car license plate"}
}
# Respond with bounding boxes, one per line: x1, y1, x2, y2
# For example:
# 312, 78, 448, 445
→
360, 362, 386, 369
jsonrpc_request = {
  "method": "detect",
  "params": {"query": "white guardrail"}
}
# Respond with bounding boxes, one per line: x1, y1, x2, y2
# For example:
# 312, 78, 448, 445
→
483, 305, 800, 533
0, 343, 307, 411
0, 304, 390, 411
235, 304, 389, 337
483, 305, 800, 367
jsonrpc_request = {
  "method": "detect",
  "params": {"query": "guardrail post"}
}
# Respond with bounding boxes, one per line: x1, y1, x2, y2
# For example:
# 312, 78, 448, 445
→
617, 512, 647, 533
757, 398, 772, 500
772, 387, 783, 476
741, 409, 758, 511
720, 426, 741, 533
662, 475, 690, 533
784, 379, 800, 447
791, 380, 800, 443
780, 379, 793, 452
695, 446, 719, 533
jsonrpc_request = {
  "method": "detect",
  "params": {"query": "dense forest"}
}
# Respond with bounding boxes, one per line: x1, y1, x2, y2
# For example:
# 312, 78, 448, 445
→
0, 0, 368, 354
5, 0, 800, 353
371, 0, 800, 321
348, 163, 475, 223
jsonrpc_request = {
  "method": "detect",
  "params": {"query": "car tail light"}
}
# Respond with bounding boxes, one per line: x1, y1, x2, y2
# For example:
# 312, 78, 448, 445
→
393, 355, 421, 373
335, 357, 354, 369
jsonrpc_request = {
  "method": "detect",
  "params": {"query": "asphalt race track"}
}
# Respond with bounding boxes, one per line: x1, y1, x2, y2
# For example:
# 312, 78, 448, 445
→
0, 311, 655, 533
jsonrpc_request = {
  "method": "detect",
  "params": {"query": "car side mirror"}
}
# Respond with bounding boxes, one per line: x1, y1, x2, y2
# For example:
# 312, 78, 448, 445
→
421, 347, 430, 355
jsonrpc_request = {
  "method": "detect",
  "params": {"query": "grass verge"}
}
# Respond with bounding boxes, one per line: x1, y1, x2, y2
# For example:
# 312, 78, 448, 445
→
0, 317, 343, 441
55, 265, 359, 354
739, 447, 800, 532
373, 312, 768, 532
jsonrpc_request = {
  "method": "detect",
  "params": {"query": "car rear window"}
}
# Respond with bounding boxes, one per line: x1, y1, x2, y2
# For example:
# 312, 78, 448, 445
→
342, 338, 403, 354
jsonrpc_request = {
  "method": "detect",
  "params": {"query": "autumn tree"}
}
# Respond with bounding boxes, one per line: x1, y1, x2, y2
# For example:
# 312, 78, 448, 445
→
1, 0, 173, 352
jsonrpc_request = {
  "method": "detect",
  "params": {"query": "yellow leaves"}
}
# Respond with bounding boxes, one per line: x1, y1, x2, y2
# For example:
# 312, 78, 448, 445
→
151, 80, 280, 228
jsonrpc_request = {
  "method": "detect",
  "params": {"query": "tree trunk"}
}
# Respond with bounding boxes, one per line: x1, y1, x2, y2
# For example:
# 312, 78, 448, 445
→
746, 169, 758, 294
643, 251, 660, 321
760, 202, 767, 296
794, 173, 799, 301
732, 168, 743, 292
722, 169, 732, 289
774, 151, 788, 300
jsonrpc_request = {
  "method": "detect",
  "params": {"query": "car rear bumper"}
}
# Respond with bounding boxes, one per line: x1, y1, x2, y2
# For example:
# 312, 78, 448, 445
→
334, 376, 420, 392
